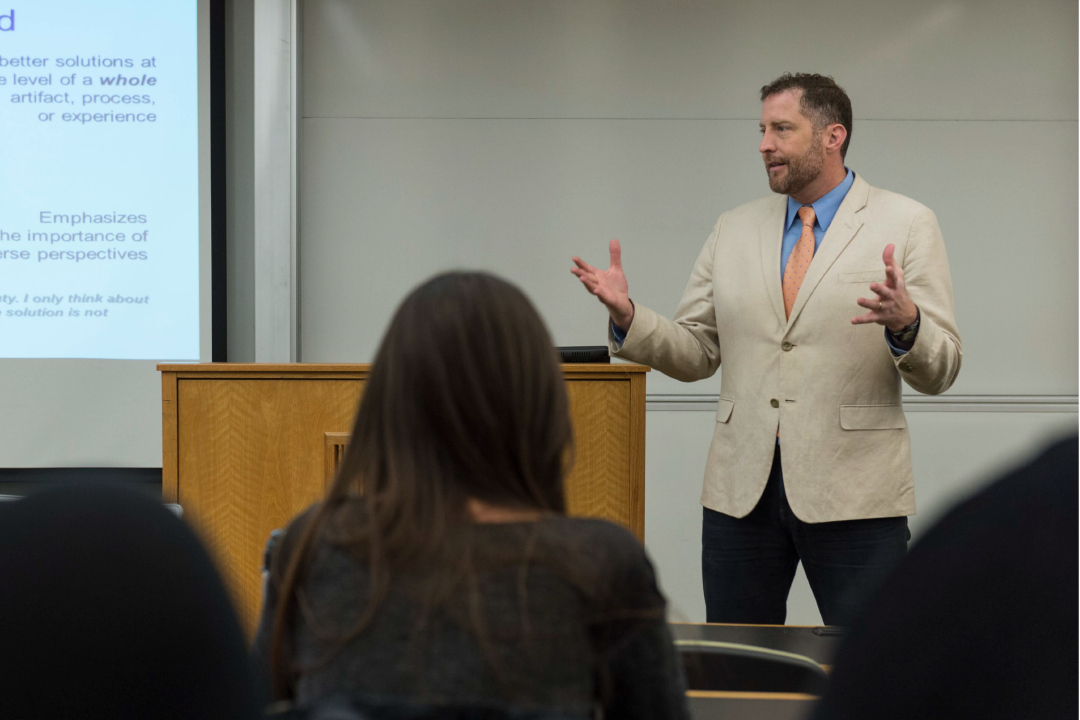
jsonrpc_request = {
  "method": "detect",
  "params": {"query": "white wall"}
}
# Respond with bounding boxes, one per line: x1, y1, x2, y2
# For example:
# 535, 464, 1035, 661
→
283, 0, 1077, 622
297, 0, 1077, 396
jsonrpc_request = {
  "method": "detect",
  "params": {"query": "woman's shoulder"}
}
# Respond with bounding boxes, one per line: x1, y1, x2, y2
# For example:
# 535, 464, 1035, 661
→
279, 497, 365, 541
535, 517, 664, 608
281, 502, 324, 542
539, 516, 645, 557
267, 502, 328, 573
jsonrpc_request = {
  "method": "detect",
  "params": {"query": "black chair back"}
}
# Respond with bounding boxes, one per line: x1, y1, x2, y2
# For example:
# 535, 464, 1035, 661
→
677, 639, 829, 695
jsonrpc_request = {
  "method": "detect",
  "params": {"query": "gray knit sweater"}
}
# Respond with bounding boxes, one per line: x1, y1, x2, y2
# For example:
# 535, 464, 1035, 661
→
252, 507, 689, 720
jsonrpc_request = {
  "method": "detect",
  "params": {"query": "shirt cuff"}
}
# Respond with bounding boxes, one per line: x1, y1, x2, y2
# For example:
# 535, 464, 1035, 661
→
611, 319, 628, 346
885, 328, 913, 356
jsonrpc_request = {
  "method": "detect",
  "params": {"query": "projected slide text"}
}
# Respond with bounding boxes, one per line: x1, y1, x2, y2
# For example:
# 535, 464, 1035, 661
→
0, 2, 199, 359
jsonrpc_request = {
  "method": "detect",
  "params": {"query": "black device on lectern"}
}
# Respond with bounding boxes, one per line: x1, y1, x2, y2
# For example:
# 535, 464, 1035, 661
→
557, 346, 609, 363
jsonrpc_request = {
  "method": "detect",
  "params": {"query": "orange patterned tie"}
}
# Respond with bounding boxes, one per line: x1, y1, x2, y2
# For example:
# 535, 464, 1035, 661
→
783, 206, 817, 319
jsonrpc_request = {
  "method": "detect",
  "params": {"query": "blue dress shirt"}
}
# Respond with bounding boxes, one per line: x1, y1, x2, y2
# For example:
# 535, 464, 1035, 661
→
612, 168, 910, 354
780, 168, 854, 276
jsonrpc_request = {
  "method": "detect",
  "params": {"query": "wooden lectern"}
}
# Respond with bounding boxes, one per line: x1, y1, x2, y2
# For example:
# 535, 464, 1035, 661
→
158, 363, 648, 634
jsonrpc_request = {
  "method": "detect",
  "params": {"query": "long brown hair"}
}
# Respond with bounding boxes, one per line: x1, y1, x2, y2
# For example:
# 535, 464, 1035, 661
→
269, 272, 575, 698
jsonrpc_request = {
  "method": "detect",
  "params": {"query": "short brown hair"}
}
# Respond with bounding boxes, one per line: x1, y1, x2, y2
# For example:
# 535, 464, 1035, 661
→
761, 73, 852, 159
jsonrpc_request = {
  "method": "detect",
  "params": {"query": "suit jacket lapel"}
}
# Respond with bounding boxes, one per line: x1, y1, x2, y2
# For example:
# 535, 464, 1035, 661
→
786, 174, 870, 330
758, 196, 788, 328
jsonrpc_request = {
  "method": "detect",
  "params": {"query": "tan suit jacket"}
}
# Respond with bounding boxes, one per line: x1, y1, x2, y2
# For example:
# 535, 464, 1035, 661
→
610, 174, 961, 523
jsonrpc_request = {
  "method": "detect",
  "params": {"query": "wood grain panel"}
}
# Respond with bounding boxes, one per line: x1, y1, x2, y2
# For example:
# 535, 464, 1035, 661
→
627, 372, 647, 539
324, 432, 351, 488
161, 371, 179, 503
564, 380, 632, 532
177, 379, 363, 630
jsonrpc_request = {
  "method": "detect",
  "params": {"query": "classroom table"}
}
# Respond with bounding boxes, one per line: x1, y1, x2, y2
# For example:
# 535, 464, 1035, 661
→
686, 691, 817, 720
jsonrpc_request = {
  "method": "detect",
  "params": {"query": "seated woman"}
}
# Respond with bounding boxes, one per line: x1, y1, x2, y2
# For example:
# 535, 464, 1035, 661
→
253, 272, 688, 719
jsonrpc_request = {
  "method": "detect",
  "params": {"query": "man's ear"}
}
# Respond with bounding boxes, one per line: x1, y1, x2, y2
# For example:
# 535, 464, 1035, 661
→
825, 123, 847, 155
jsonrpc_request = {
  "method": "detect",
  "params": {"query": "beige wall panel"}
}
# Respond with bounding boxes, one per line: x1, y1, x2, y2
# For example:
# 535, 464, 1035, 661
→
302, 0, 1076, 121
299, 118, 1077, 396
645, 408, 1077, 624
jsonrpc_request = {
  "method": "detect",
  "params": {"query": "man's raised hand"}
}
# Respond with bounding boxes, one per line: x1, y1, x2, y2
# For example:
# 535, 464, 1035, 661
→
852, 243, 919, 332
571, 239, 635, 331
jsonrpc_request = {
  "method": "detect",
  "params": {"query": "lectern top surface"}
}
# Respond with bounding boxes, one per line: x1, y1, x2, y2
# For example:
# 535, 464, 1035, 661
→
157, 362, 650, 373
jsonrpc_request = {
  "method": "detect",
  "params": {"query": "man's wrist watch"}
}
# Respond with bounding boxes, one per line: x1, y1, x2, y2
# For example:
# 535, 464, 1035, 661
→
890, 308, 921, 344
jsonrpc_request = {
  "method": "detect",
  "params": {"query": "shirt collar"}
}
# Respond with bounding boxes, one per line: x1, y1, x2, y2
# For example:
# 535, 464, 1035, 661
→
785, 168, 855, 232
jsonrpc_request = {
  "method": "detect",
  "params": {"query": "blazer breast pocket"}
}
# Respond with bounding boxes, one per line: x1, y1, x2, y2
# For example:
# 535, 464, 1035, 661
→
716, 398, 734, 423
839, 404, 906, 430
838, 270, 885, 284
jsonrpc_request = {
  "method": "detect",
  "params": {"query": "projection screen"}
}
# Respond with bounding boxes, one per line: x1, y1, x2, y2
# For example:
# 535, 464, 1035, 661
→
0, 0, 213, 467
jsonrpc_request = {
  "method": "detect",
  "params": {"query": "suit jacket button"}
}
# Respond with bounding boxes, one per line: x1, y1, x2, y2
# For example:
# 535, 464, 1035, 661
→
782, 341, 793, 351
770, 398, 779, 408
900, 362, 913, 372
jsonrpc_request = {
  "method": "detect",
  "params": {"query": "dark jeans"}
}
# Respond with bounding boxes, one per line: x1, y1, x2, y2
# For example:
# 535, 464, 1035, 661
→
701, 446, 909, 626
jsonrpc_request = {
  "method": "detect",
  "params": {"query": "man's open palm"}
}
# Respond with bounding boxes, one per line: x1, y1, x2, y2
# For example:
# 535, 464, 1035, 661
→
852, 243, 918, 332
571, 240, 635, 330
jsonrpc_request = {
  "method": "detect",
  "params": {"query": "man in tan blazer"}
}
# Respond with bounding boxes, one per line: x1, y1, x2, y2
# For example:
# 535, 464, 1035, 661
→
572, 73, 961, 625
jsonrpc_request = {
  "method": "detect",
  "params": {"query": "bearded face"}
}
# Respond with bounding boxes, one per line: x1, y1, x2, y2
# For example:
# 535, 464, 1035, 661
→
764, 128, 826, 196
